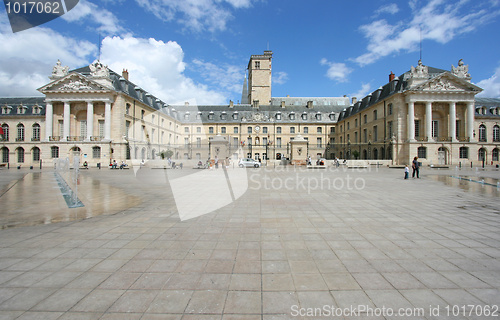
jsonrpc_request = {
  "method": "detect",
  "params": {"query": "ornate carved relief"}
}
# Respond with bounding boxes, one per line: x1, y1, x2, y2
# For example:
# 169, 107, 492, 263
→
59, 80, 94, 91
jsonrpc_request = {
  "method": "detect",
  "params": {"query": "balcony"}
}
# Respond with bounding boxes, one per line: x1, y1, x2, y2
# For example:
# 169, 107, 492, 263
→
15, 138, 24, 142
67, 136, 85, 142
91, 136, 104, 142
31, 137, 40, 142
49, 136, 61, 141
458, 136, 470, 142
415, 136, 428, 142
436, 136, 452, 142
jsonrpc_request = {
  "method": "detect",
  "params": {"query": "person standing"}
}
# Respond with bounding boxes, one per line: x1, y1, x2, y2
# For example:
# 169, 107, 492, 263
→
412, 156, 420, 178
404, 164, 409, 179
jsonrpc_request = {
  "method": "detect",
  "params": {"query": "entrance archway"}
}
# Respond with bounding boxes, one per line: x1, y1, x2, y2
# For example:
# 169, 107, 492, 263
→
438, 147, 448, 165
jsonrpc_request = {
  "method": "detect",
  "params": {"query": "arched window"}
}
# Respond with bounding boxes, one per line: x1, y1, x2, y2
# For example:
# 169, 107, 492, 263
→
492, 148, 499, 162
51, 146, 59, 159
478, 124, 486, 142
1, 124, 8, 141
141, 147, 146, 160
478, 148, 486, 162
1, 147, 9, 163
16, 123, 24, 142
32, 123, 40, 141
32, 147, 40, 162
373, 148, 378, 160
418, 146, 427, 159
493, 125, 499, 142
17, 147, 24, 163
459, 147, 468, 159
152, 149, 156, 160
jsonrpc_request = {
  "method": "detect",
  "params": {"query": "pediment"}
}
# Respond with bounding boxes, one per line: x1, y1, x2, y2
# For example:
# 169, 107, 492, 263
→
412, 72, 482, 93
38, 73, 113, 94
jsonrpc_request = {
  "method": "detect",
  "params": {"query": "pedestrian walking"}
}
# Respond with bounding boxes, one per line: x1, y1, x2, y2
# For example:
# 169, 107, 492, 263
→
412, 157, 420, 178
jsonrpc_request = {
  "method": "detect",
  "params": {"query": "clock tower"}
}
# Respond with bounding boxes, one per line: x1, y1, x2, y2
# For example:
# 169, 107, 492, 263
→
247, 51, 272, 105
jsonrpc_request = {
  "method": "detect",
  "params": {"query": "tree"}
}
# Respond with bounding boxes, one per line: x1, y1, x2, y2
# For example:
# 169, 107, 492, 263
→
352, 150, 359, 160
160, 150, 174, 159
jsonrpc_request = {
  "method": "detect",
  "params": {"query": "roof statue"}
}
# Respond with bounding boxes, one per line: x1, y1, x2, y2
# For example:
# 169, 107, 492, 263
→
452, 59, 471, 81
410, 60, 428, 79
50, 59, 69, 79
89, 60, 110, 78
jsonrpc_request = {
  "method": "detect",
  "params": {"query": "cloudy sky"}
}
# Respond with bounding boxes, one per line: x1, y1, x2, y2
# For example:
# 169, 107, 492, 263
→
1, 0, 499, 104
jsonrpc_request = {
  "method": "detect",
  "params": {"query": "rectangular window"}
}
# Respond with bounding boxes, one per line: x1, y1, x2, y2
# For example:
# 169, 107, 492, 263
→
197, 127, 201, 133
80, 120, 87, 138
234, 127, 238, 134
276, 137, 282, 148
93, 146, 101, 158
373, 110, 378, 120
363, 129, 367, 143
141, 125, 145, 140
354, 132, 358, 143
233, 137, 238, 147
303, 127, 308, 134
414, 120, 420, 138
277, 127, 282, 134
364, 115, 367, 124
388, 103, 393, 115
18, 149, 24, 163
459, 147, 468, 159
255, 61, 260, 69
388, 121, 393, 139
32, 125, 40, 141
355, 119, 358, 127
263, 127, 268, 134
290, 127, 295, 134
184, 127, 189, 133
184, 138, 189, 147
151, 129, 155, 143
161, 131, 164, 144
432, 120, 439, 138
317, 138, 322, 148
263, 137, 268, 145
59, 120, 64, 138
455, 120, 460, 139
98, 120, 105, 138
373, 126, 378, 142
330, 127, 335, 133
317, 127, 322, 134
141, 110, 145, 120
1, 125, 9, 141
126, 104, 130, 115
221, 127, 226, 134
247, 127, 252, 134
51, 146, 59, 159
209, 127, 214, 134
196, 137, 201, 148
125, 121, 130, 138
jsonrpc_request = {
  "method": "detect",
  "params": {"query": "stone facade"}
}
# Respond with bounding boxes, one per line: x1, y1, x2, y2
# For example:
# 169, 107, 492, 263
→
1, 55, 499, 168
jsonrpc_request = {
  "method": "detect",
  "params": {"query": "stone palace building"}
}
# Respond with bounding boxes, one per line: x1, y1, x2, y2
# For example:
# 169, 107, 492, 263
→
1, 51, 499, 167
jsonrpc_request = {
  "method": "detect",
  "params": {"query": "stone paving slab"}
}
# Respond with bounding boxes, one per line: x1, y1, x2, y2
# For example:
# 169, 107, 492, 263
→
0, 166, 499, 319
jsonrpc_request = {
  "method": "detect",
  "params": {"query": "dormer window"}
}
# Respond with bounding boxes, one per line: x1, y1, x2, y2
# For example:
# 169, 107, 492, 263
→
221, 112, 227, 120
315, 113, 322, 120
289, 112, 295, 120
329, 113, 336, 121
276, 113, 281, 120
232, 112, 238, 120
208, 112, 214, 120
17, 106, 27, 115
184, 112, 190, 120
301, 113, 307, 120
196, 112, 202, 120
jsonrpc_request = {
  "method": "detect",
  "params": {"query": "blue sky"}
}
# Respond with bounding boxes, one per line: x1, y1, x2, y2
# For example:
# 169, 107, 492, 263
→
1, 0, 500, 104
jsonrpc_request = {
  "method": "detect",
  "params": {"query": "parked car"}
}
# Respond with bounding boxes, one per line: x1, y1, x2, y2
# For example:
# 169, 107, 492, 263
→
238, 158, 261, 168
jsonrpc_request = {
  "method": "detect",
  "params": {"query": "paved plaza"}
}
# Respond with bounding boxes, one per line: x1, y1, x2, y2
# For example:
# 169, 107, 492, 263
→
0, 165, 499, 319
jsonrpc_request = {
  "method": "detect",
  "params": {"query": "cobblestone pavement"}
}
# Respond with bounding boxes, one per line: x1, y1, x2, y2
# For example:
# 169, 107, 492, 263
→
0, 166, 499, 319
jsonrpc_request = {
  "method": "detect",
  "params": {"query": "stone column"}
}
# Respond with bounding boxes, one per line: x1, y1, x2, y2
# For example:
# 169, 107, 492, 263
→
466, 101, 474, 141
449, 102, 457, 142
45, 102, 53, 141
104, 102, 111, 140
63, 102, 70, 141
408, 102, 415, 141
425, 101, 432, 141
86, 101, 94, 141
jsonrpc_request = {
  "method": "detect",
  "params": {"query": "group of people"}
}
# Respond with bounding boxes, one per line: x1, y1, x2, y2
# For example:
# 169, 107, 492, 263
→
110, 160, 127, 169
404, 157, 420, 179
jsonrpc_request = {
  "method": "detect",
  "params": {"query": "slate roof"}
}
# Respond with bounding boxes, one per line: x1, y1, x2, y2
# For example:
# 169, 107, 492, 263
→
0, 97, 46, 116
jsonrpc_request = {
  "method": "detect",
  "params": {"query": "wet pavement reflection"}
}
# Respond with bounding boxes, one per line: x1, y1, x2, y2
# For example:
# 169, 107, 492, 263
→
428, 175, 500, 197
0, 172, 141, 229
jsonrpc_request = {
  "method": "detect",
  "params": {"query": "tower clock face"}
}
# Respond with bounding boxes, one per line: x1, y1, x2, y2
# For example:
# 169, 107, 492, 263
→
254, 126, 260, 133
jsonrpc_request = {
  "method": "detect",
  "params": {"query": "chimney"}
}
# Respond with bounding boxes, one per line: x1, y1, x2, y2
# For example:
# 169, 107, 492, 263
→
122, 69, 129, 81
229, 100, 234, 108
352, 97, 357, 105
184, 101, 189, 106
253, 100, 259, 108
389, 71, 395, 82
307, 101, 313, 109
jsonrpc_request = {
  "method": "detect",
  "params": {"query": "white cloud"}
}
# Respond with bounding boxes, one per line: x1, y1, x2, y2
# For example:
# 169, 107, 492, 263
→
0, 15, 95, 97
349, 83, 372, 101
101, 36, 227, 105
477, 64, 500, 98
354, 0, 500, 66
62, 0, 124, 35
134, 0, 257, 32
191, 59, 244, 94
272, 71, 288, 85
375, 3, 399, 15
320, 58, 352, 82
